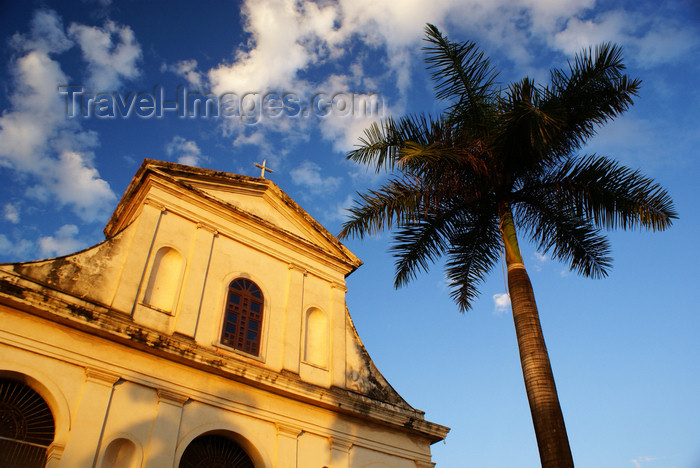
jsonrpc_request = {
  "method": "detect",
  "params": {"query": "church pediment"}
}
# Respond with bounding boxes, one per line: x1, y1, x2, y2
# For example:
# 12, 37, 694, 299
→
104, 160, 361, 274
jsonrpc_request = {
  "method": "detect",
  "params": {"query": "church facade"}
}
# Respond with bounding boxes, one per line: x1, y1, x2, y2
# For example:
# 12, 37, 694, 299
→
0, 160, 448, 467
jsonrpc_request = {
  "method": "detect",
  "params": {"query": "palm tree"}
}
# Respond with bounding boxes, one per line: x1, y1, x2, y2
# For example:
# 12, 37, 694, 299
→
338, 24, 677, 467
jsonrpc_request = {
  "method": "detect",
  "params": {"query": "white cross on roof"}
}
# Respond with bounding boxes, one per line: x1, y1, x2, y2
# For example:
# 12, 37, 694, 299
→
254, 159, 274, 179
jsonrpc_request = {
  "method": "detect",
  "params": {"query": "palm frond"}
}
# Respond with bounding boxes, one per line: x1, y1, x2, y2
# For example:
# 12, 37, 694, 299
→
347, 114, 445, 172
338, 177, 426, 239
346, 118, 403, 171
543, 43, 641, 159
390, 205, 467, 287
423, 24, 498, 121
499, 77, 564, 173
533, 155, 678, 231
444, 211, 501, 311
513, 199, 612, 278
396, 118, 492, 183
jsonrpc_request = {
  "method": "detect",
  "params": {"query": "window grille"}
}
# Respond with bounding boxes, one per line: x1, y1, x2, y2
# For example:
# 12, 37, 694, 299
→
221, 278, 264, 355
0, 378, 55, 468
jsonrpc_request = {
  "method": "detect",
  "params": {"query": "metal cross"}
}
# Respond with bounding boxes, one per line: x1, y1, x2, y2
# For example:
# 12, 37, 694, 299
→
254, 159, 274, 179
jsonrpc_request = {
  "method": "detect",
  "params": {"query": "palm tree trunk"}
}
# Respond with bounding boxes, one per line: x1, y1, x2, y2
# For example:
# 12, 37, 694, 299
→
499, 206, 574, 468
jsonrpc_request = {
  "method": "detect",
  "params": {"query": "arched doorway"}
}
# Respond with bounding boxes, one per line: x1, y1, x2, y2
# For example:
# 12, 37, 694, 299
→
179, 433, 255, 468
0, 377, 56, 468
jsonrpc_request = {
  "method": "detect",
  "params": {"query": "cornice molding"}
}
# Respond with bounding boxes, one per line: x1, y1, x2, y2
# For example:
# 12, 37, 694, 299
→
0, 271, 449, 444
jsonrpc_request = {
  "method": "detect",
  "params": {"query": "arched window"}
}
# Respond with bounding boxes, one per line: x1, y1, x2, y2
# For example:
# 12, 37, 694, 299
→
221, 278, 264, 356
0, 378, 55, 468
100, 438, 139, 468
143, 247, 184, 313
179, 434, 254, 468
304, 308, 328, 368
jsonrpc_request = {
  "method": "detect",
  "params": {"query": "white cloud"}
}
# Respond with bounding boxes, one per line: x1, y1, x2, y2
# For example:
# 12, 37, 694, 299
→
319, 110, 384, 153
88, 0, 113, 7
163, 59, 204, 89
631, 456, 657, 468
49, 151, 116, 220
632, 22, 698, 67
290, 160, 342, 195
196, 0, 433, 150
10, 9, 73, 54
232, 129, 294, 171
68, 20, 141, 90
0, 9, 116, 222
325, 194, 355, 223
166, 0, 699, 158
493, 292, 511, 316
0, 235, 13, 254
38, 224, 86, 257
583, 116, 675, 169
0, 50, 69, 170
208, 0, 339, 96
531, 251, 548, 272
194, 0, 632, 154
553, 10, 699, 68
554, 14, 625, 56
314, 72, 389, 152
0, 234, 34, 260
4, 204, 20, 224
233, 131, 266, 147
165, 136, 204, 167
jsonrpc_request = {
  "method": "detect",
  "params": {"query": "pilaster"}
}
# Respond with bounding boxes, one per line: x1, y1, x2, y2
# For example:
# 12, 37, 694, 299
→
275, 423, 303, 468
330, 438, 353, 468
330, 282, 348, 388
111, 199, 166, 314
58, 369, 120, 467
144, 389, 189, 468
174, 222, 217, 337
282, 264, 307, 373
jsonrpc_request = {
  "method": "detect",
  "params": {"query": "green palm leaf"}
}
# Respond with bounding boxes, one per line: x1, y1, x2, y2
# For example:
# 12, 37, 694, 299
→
444, 212, 501, 311
533, 155, 678, 230
423, 23, 498, 126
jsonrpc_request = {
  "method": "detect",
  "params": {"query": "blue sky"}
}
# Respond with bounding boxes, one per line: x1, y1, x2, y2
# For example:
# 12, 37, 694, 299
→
1, 1, 699, 467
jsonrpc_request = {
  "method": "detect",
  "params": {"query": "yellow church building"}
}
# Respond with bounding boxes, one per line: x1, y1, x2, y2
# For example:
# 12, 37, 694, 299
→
0, 160, 448, 467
